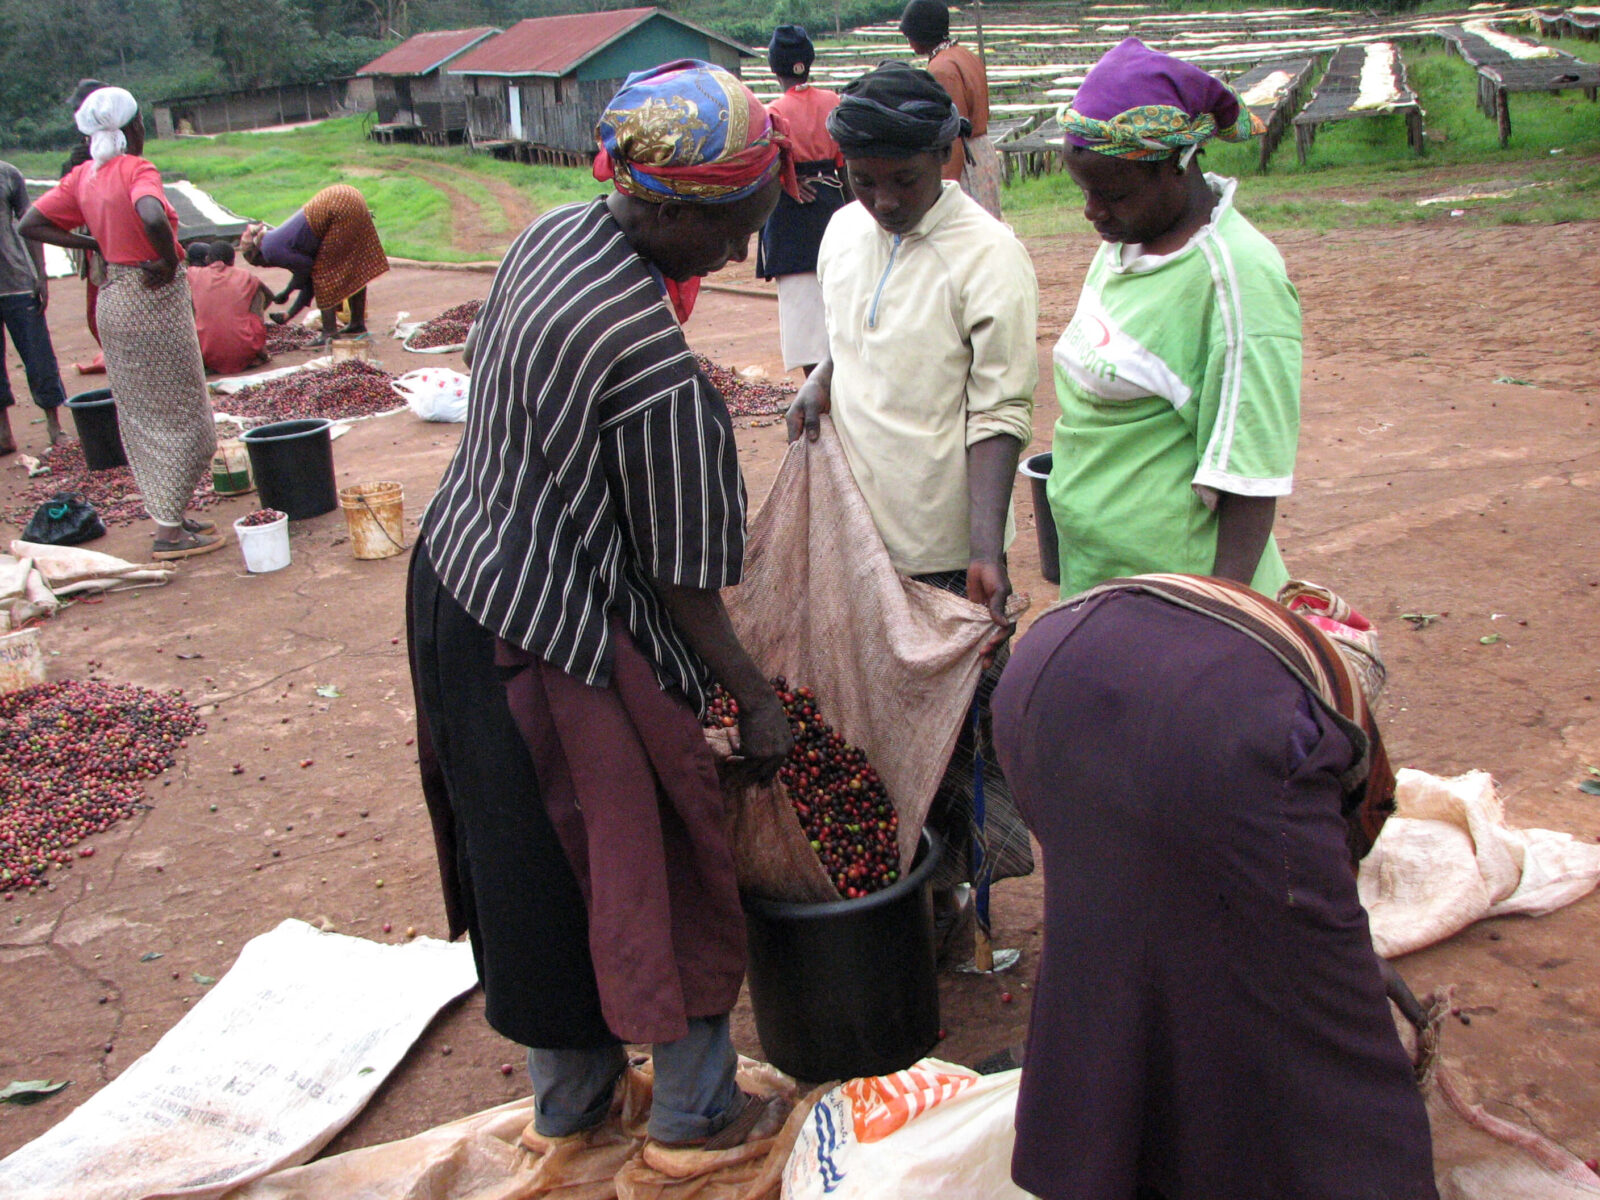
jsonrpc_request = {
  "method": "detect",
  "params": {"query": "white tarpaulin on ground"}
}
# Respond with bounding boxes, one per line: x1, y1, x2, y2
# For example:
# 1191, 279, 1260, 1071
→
0, 919, 477, 1200
1360, 769, 1600, 959
1, 541, 174, 631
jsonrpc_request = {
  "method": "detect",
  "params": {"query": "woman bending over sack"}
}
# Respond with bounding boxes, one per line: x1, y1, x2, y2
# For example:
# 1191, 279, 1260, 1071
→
241, 183, 387, 347
411, 62, 798, 1158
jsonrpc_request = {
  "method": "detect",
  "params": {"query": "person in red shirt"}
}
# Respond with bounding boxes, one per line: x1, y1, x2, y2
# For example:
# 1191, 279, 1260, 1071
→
755, 25, 848, 376
188, 239, 271, 375
899, 0, 1003, 218
20, 86, 222, 560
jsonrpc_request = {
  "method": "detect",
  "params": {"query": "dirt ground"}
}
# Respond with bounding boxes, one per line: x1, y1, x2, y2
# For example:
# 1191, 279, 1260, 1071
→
2, 213, 1599, 1172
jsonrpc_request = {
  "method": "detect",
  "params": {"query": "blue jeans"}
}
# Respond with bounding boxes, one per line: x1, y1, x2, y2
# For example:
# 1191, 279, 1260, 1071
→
526, 1014, 740, 1144
0, 291, 67, 412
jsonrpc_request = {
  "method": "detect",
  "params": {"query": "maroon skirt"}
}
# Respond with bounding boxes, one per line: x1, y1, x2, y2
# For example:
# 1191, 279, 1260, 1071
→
992, 591, 1437, 1200
408, 543, 744, 1049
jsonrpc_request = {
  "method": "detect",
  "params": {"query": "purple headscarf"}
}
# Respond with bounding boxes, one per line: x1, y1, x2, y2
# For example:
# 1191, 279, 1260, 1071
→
1064, 39, 1258, 160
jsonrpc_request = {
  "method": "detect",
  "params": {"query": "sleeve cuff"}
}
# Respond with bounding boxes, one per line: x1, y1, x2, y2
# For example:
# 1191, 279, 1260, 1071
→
1191, 467, 1294, 498
966, 403, 1033, 449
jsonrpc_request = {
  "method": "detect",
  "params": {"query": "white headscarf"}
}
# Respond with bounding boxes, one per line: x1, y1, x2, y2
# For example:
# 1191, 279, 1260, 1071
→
74, 87, 141, 171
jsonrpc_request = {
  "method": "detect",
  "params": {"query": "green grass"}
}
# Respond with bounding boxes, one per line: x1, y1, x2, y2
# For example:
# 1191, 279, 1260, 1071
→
10, 34, 1597, 258
1006, 44, 1600, 237
5, 117, 595, 262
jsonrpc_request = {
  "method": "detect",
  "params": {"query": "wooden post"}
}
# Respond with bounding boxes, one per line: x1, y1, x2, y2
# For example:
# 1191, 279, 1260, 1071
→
975, 0, 986, 67
1295, 121, 1310, 166
1408, 106, 1425, 156
1496, 86, 1511, 147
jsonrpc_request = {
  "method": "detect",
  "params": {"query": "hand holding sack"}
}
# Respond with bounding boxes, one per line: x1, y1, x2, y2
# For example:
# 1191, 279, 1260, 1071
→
711, 419, 1024, 902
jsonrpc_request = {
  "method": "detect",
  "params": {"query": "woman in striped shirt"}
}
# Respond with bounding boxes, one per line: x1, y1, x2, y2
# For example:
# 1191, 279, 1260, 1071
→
410, 62, 796, 1155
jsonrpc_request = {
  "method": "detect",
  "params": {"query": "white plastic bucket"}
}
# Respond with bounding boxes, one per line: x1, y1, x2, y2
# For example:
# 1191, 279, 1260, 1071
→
234, 513, 291, 574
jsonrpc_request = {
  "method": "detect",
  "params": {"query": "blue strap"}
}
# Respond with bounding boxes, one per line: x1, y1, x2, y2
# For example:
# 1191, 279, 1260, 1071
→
971, 703, 990, 935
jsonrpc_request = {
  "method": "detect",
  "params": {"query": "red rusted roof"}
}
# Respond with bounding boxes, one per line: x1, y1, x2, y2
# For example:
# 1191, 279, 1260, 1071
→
448, 8, 751, 77
358, 27, 500, 77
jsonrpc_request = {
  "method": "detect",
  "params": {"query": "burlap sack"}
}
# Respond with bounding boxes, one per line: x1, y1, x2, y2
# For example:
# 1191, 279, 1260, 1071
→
712, 419, 1019, 903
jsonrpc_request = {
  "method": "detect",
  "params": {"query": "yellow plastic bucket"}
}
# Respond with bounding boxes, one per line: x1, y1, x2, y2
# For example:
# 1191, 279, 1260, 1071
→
338, 480, 406, 560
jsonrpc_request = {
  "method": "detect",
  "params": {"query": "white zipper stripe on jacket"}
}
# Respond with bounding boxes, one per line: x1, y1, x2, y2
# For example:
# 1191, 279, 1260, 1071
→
867, 234, 902, 329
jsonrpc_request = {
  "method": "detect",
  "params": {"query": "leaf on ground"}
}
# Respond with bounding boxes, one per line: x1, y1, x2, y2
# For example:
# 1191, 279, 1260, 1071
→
314, 685, 342, 699
1479, 635, 1502, 645
139, 951, 163, 962
1402, 612, 1441, 629
192, 973, 215, 985
1494, 376, 1538, 387
0, 1079, 70, 1105
1579, 780, 1600, 796
176, 653, 204, 661
357, 1066, 375, 1076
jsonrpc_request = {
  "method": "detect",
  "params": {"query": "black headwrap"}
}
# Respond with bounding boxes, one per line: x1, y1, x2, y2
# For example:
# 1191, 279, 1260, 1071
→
898, 0, 949, 47
769, 25, 814, 80
827, 61, 969, 158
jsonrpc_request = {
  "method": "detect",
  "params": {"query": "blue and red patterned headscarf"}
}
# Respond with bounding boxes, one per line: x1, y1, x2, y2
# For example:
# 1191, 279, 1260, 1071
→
594, 60, 796, 204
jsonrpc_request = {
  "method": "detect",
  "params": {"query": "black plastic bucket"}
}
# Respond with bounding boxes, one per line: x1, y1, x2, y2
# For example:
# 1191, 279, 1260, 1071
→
241, 419, 337, 519
743, 828, 943, 1082
1019, 451, 1059, 585
65, 388, 127, 471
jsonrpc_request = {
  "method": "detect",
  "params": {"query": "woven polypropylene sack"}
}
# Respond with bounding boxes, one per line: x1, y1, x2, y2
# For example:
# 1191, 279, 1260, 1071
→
713, 419, 1013, 903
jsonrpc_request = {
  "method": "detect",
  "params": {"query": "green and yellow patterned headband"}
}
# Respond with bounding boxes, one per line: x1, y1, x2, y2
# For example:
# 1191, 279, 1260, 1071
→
1062, 101, 1260, 161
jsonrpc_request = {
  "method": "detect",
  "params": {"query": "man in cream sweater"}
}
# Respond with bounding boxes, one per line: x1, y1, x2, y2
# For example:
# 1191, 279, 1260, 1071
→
786, 60, 1039, 946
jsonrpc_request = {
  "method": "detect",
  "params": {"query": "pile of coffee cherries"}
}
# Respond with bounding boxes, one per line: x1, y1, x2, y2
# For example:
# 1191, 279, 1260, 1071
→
225, 360, 400, 424
264, 320, 322, 354
705, 678, 901, 898
7, 441, 220, 529
408, 300, 482, 350
694, 356, 794, 418
0, 681, 202, 893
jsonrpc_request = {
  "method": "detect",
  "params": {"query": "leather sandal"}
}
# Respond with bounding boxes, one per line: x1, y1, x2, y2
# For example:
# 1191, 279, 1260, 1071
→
152, 530, 226, 560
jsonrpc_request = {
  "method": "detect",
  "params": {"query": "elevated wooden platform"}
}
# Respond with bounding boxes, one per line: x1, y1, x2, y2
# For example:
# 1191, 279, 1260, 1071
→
1230, 57, 1317, 171
1479, 57, 1600, 145
1293, 43, 1425, 164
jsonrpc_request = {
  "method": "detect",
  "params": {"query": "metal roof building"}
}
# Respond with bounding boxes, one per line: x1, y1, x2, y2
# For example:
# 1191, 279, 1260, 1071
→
357, 27, 501, 144
449, 7, 755, 161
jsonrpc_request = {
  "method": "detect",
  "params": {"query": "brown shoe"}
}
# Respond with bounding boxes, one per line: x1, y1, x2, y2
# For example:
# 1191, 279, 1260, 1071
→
656, 1091, 791, 1152
153, 530, 226, 560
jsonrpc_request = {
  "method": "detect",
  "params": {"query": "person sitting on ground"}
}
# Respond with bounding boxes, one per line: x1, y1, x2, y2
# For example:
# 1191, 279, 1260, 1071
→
899, 0, 1002, 218
0, 157, 69, 451
786, 61, 1039, 955
20, 86, 222, 559
188, 237, 272, 375
239, 183, 387, 346
410, 60, 797, 1158
992, 573, 1438, 1200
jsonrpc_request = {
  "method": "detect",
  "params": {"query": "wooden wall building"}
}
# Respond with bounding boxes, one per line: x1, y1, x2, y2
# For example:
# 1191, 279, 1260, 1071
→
150, 80, 363, 138
448, 7, 754, 164
357, 27, 500, 144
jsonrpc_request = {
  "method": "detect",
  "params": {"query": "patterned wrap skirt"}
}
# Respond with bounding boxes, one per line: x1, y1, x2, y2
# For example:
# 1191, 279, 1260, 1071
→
304, 184, 389, 311
96, 265, 217, 525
